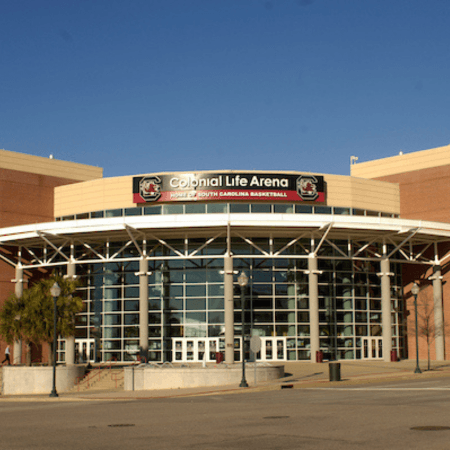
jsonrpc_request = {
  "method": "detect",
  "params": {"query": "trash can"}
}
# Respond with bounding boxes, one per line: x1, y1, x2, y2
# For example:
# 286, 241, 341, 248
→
329, 362, 341, 382
390, 350, 398, 362
215, 352, 224, 364
316, 350, 324, 363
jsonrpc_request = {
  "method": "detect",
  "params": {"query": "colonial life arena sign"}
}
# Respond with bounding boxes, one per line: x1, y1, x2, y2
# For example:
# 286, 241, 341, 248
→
133, 172, 325, 204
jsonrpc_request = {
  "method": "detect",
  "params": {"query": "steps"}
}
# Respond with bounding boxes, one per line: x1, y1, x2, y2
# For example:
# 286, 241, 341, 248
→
72, 367, 124, 392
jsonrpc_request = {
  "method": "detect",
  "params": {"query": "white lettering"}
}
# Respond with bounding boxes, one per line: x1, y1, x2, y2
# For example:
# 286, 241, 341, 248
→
170, 174, 289, 190
250, 176, 289, 188
219, 191, 249, 197
170, 176, 223, 189
250, 176, 260, 186
249, 191, 287, 198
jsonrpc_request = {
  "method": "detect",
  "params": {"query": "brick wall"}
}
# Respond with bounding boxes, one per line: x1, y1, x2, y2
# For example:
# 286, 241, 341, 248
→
375, 165, 450, 362
0, 167, 81, 364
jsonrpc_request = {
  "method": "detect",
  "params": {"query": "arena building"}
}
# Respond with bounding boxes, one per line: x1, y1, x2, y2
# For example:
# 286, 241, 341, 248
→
1, 146, 450, 365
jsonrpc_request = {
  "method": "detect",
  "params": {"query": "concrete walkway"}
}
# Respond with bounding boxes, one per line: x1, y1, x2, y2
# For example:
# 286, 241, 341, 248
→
2, 359, 450, 402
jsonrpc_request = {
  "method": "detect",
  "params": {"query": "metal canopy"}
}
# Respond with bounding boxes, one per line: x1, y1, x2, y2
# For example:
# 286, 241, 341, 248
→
1, 214, 450, 270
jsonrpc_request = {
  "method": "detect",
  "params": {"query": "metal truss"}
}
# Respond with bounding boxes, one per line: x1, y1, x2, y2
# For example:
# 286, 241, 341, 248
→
1, 218, 450, 273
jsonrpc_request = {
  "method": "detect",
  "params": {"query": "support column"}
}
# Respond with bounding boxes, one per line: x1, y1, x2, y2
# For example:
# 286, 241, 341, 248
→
65, 260, 76, 365
432, 265, 445, 360
308, 255, 320, 363
139, 257, 149, 362
224, 255, 234, 364
13, 266, 23, 365
380, 257, 392, 362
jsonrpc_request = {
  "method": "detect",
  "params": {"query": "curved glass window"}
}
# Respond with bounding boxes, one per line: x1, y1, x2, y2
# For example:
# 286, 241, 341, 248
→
60, 203, 398, 221
69, 238, 403, 364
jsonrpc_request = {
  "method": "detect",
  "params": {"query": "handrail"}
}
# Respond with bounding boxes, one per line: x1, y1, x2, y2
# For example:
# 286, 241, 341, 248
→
74, 356, 117, 391
110, 369, 124, 388
136, 355, 147, 365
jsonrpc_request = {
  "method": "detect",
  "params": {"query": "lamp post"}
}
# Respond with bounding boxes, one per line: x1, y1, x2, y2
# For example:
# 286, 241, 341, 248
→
238, 271, 249, 388
411, 282, 422, 374
49, 282, 61, 397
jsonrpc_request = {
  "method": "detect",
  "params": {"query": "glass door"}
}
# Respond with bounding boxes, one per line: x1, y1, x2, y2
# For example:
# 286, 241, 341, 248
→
75, 338, 96, 363
254, 337, 287, 361
362, 337, 383, 359
172, 338, 224, 362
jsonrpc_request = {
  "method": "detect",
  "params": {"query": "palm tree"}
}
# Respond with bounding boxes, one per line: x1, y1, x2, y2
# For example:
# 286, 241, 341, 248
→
0, 274, 83, 366
0, 289, 32, 364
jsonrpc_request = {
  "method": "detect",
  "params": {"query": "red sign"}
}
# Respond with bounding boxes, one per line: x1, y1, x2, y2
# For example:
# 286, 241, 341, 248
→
133, 172, 325, 204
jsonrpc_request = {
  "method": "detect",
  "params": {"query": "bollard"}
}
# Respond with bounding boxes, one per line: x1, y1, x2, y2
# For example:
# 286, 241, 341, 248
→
329, 362, 341, 382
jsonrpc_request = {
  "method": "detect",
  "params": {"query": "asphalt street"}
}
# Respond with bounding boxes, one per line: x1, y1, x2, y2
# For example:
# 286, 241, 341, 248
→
0, 376, 449, 450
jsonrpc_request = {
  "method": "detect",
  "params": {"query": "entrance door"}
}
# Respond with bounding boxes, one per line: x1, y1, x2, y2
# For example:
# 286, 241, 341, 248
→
172, 338, 225, 363
362, 337, 383, 359
254, 337, 287, 361
172, 337, 289, 363
75, 339, 96, 363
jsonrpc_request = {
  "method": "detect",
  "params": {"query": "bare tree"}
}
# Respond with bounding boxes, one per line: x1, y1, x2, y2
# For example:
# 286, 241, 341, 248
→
408, 289, 446, 370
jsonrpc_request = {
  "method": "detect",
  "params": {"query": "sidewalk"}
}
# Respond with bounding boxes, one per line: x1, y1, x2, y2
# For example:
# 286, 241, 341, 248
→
2, 359, 450, 402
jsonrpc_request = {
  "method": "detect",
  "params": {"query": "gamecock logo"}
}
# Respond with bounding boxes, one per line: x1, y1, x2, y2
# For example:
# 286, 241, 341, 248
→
296, 175, 319, 201
139, 176, 162, 202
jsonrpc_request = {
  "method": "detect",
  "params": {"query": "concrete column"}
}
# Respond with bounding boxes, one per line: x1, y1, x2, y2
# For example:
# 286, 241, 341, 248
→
13, 266, 23, 365
224, 256, 234, 364
308, 255, 320, 363
432, 265, 445, 361
380, 257, 392, 362
65, 261, 76, 365
139, 257, 149, 361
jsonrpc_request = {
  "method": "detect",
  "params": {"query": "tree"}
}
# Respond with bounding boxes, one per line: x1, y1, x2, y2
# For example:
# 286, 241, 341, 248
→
0, 274, 83, 366
0, 289, 33, 364
408, 289, 446, 371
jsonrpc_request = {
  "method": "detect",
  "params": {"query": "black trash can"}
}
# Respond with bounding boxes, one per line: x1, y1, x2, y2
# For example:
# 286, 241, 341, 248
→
329, 362, 341, 382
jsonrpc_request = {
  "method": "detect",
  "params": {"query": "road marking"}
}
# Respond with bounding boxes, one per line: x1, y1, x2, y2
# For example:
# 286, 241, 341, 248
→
305, 387, 450, 391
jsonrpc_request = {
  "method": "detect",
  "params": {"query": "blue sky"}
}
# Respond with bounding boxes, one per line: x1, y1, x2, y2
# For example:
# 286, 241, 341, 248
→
1, 0, 449, 177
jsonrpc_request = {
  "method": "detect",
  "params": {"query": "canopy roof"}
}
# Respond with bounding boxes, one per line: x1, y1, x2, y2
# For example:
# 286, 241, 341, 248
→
1, 214, 450, 270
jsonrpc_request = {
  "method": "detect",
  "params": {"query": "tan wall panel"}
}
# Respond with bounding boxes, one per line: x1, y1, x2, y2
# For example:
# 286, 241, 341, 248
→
325, 175, 399, 213
55, 173, 400, 217
351, 178, 399, 212
0, 149, 103, 181
55, 177, 134, 217
373, 165, 450, 223
350, 144, 450, 179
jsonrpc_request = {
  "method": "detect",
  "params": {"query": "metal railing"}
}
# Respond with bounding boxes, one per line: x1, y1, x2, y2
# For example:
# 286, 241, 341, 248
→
74, 356, 118, 391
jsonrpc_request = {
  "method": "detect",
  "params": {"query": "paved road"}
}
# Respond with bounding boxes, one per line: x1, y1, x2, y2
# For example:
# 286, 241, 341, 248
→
1, 376, 450, 450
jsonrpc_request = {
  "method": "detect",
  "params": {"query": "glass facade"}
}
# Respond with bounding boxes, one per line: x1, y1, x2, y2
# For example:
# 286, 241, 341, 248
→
70, 236, 404, 363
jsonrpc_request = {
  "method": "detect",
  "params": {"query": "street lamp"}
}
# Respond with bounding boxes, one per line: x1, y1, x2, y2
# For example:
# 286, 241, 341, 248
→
49, 282, 61, 397
411, 282, 422, 374
238, 271, 249, 388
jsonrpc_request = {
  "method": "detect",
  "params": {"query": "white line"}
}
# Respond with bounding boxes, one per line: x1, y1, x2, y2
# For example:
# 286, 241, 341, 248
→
306, 387, 450, 391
